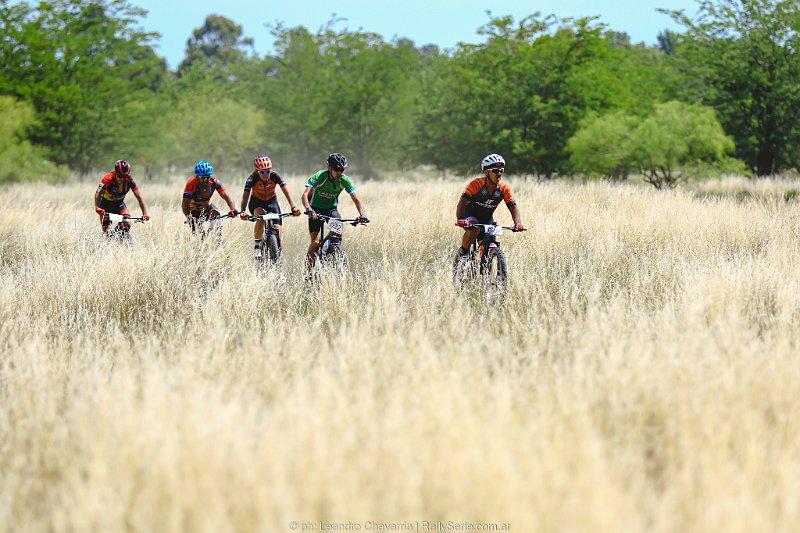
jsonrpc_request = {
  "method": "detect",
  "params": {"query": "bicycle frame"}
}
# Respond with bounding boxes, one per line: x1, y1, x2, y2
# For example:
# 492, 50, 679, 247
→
465, 224, 517, 266
453, 223, 522, 303
185, 210, 238, 235
247, 212, 294, 265
314, 214, 363, 257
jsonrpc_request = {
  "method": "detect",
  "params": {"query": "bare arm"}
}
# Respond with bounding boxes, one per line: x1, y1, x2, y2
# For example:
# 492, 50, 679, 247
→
349, 191, 365, 217
132, 188, 149, 217
301, 186, 313, 210
181, 197, 191, 217
94, 186, 103, 209
218, 189, 237, 212
508, 204, 522, 226
280, 184, 299, 212
239, 189, 250, 213
456, 197, 469, 220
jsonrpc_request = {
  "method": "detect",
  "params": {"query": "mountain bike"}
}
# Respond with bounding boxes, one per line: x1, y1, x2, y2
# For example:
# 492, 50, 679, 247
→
313, 213, 368, 271
246, 212, 294, 266
453, 222, 524, 304
185, 210, 238, 242
104, 212, 146, 244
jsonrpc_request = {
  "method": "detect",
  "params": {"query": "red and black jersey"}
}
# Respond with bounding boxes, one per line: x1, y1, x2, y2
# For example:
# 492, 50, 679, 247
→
183, 176, 226, 211
461, 177, 516, 222
99, 172, 138, 202
243, 170, 286, 201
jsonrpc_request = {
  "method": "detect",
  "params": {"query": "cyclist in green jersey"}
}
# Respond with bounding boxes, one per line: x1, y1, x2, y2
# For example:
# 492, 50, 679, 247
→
301, 153, 368, 271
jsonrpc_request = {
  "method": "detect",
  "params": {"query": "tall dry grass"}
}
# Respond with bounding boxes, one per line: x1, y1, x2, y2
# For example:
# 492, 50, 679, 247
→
1, 175, 800, 532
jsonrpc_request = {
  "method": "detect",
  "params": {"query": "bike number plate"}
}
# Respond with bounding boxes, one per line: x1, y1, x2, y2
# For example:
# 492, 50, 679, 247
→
260, 213, 280, 221
328, 219, 345, 234
485, 225, 503, 236
106, 213, 125, 222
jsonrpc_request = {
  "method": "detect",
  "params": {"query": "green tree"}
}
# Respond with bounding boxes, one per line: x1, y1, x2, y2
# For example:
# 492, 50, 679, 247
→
0, 96, 68, 183
567, 101, 743, 188
177, 14, 254, 77
414, 13, 679, 176
662, 0, 800, 175
157, 95, 265, 175
260, 21, 424, 176
567, 111, 639, 180
0, 0, 167, 174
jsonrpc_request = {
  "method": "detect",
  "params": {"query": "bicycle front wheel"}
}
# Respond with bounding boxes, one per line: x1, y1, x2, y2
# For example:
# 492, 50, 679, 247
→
266, 232, 281, 264
481, 246, 508, 304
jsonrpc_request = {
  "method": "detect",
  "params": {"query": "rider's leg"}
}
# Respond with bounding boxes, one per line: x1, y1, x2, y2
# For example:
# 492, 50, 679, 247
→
252, 207, 266, 255
208, 208, 222, 225
460, 228, 479, 254
306, 230, 322, 271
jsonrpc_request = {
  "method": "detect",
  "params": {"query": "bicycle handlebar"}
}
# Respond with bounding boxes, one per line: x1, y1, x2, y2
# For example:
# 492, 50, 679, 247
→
457, 222, 525, 232
313, 213, 368, 226
246, 212, 295, 222
104, 213, 146, 223
183, 211, 240, 224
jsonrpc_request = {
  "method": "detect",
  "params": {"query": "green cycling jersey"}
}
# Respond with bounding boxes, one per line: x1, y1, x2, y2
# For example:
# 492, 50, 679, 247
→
306, 169, 356, 209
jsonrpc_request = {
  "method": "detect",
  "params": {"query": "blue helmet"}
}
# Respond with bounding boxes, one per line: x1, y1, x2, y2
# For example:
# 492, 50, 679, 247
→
194, 160, 213, 177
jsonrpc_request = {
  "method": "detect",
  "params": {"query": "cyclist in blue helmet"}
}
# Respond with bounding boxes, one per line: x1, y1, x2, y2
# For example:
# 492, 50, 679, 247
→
182, 160, 237, 233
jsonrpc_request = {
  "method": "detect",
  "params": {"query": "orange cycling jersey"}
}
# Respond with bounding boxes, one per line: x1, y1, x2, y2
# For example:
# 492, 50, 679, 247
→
461, 177, 516, 221
183, 176, 226, 211
99, 172, 138, 202
243, 170, 286, 201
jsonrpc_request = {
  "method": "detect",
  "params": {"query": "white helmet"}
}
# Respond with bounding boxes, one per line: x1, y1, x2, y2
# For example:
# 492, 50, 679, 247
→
481, 153, 505, 170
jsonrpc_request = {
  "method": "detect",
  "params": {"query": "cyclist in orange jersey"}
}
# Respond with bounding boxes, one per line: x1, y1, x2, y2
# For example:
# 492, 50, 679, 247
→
94, 159, 150, 233
239, 155, 301, 259
182, 160, 237, 233
455, 153, 526, 258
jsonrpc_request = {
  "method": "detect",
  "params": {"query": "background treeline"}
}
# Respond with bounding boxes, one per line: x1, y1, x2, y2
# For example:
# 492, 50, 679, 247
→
1, 0, 799, 184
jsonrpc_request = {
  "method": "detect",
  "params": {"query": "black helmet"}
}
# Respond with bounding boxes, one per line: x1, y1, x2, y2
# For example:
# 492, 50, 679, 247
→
114, 159, 131, 175
327, 153, 348, 170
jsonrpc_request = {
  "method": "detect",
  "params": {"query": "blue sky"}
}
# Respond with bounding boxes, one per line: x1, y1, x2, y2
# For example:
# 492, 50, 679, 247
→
130, 0, 700, 69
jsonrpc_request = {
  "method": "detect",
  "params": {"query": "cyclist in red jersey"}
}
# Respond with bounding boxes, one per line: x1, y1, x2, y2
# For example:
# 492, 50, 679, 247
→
94, 159, 150, 233
182, 160, 237, 233
455, 153, 526, 257
239, 155, 301, 259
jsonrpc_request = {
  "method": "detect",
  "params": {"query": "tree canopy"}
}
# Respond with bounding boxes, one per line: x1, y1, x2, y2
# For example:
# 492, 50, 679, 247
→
3, 0, 799, 181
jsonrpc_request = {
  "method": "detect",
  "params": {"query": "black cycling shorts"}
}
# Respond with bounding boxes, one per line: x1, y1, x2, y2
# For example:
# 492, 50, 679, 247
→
308, 207, 340, 234
99, 199, 128, 227
249, 196, 282, 225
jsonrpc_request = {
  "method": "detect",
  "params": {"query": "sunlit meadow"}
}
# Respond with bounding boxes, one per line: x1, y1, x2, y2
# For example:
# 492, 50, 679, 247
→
1, 174, 800, 532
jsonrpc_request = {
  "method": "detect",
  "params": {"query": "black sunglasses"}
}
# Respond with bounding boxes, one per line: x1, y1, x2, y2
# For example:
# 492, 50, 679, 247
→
331, 167, 345, 172
258, 169, 270, 175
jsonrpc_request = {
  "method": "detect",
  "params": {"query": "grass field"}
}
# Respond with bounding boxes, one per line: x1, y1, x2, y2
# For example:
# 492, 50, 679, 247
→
1, 175, 800, 532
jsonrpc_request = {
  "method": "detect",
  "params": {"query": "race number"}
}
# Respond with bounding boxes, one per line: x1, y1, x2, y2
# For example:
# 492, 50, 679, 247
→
485, 225, 503, 236
327, 218, 345, 234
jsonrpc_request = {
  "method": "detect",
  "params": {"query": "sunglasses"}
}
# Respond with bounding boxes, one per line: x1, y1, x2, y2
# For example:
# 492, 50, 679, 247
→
258, 170, 270, 175
331, 167, 345, 172
488, 167, 505, 174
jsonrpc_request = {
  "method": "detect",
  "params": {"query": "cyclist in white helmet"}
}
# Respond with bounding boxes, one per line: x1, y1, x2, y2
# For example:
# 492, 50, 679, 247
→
455, 153, 526, 257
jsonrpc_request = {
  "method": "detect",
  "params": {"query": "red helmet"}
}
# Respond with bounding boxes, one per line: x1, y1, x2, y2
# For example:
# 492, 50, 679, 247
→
254, 155, 272, 171
114, 160, 131, 175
